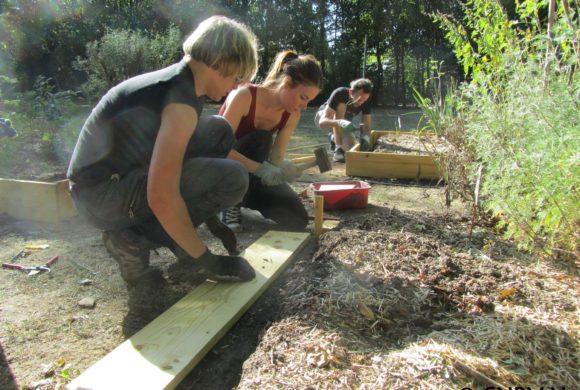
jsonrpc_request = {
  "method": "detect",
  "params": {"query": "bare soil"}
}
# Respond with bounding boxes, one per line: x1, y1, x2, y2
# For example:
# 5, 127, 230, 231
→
374, 133, 449, 155
1, 163, 578, 390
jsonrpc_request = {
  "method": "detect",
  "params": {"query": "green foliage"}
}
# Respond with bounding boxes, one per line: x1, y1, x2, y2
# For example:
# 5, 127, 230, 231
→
74, 25, 182, 102
434, 0, 519, 89
430, 0, 580, 259
31, 75, 76, 120
463, 63, 579, 256
414, 62, 457, 137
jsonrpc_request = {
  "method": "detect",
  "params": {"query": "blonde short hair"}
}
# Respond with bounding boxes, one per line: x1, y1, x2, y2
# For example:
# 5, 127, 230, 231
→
183, 15, 258, 83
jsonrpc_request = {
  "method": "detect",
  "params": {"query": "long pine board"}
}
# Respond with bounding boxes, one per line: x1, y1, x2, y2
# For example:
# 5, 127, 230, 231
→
66, 231, 311, 390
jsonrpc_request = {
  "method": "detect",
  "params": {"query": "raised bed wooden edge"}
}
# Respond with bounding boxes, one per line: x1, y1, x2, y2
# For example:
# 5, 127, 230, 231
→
0, 178, 77, 222
345, 130, 444, 180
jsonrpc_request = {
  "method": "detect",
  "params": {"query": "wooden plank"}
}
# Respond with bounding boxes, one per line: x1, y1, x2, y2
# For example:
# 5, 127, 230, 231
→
313, 195, 324, 239
0, 178, 77, 222
66, 231, 311, 390
55, 179, 78, 220
346, 130, 442, 180
0, 178, 58, 222
346, 151, 440, 179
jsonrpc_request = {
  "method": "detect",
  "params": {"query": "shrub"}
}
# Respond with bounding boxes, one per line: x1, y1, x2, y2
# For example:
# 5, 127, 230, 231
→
424, 0, 579, 259
74, 25, 182, 102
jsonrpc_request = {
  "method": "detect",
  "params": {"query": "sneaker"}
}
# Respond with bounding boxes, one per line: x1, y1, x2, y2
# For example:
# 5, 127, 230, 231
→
206, 214, 240, 255
333, 147, 345, 163
102, 230, 155, 285
221, 205, 242, 232
328, 132, 336, 151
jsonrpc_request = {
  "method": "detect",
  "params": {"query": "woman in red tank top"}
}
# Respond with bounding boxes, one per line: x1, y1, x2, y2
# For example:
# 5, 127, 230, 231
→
219, 50, 322, 232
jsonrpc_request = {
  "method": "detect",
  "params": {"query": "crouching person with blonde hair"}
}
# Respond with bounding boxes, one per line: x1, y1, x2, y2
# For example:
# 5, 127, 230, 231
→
67, 16, 260, 285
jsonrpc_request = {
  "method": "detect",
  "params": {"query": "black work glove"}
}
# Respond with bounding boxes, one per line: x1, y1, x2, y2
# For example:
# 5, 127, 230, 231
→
196, 249, 256, 282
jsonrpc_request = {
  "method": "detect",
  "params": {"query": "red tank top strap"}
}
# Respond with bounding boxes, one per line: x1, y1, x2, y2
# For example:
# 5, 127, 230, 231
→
245, 84, 258, 129
275, 111, 291, 132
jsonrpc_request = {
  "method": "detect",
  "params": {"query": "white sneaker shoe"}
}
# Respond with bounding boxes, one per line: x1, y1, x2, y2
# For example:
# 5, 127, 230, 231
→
221, 206, 242, 232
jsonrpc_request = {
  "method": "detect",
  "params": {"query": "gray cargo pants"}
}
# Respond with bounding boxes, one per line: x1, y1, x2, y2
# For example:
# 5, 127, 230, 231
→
70, 115, 248, 248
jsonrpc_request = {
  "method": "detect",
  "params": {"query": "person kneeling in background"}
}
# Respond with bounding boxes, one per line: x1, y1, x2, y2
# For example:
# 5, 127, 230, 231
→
314, 78, 373, 162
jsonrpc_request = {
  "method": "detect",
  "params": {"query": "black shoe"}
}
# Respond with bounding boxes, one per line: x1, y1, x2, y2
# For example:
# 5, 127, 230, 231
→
328, 132, 336, 151
206, 214, 240, 255
333, 147, 345, 163
102, 230, 156, 285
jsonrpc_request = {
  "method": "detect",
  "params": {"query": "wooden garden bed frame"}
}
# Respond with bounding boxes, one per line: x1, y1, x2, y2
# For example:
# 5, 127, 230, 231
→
0, 178, 77, 222
345, 130, 444, 180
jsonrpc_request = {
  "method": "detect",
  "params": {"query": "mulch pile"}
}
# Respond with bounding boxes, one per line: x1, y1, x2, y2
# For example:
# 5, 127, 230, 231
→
236, 208, 579, 389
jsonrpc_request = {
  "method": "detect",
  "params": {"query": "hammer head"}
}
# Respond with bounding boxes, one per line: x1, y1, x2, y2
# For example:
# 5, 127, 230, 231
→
313, 147, 332, 173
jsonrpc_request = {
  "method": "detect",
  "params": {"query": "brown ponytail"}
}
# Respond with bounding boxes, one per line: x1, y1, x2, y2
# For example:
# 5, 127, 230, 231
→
262, 50, 322, 89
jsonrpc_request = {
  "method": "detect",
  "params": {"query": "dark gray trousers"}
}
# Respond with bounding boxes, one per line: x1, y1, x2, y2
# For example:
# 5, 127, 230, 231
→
70, 116, 248, 247
234, 130, 308, 230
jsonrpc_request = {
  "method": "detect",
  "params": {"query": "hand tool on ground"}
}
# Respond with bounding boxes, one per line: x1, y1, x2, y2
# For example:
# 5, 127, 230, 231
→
2, 255, 59, 276
9, 249, 30, 263
290, 147, 332, 173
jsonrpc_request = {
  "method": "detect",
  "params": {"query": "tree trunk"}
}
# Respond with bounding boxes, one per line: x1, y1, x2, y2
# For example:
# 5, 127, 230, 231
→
394, 44, 400, 106
375, 43, 383, 106
401, 45, 406, 108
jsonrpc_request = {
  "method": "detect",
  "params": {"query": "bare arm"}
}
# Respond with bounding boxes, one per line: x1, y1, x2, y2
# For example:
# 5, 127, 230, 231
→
317, 102, 347, 129
270, 113, 300, 165
221, 87, 251, 132
147, 103, 206, 258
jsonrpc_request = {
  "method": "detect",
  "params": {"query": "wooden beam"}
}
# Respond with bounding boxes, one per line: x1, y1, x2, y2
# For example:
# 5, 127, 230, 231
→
345, 130, 442, 180
66, 231, 311, 390
0, 178, 77, 222
313, 195, 324, 239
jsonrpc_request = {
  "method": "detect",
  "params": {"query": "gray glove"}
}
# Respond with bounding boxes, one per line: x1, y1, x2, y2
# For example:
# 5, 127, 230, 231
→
336, 119, 356, 136
255, 161, 285, 186
279, 160, 301, 182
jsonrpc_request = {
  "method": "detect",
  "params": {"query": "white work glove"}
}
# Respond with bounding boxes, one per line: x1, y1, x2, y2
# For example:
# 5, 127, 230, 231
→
255, 161, 285, 186
336, 119, 356, 136
279, 160, 301, 182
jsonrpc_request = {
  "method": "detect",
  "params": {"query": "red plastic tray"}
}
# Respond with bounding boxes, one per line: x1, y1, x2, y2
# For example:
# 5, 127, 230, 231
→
309, 180, 370, 210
